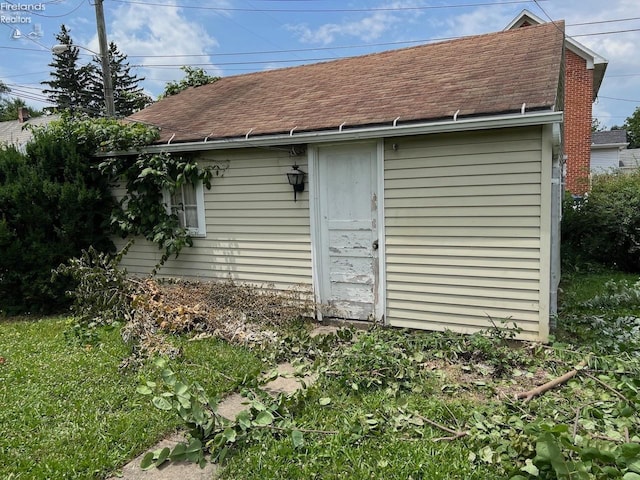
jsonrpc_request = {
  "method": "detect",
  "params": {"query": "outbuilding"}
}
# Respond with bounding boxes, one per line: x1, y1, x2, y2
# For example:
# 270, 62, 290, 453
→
118, 20, 566, 341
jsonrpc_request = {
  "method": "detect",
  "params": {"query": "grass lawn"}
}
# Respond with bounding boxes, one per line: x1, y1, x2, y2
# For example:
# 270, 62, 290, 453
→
219, 269, 640, 479
221, 385, 500, 479
0, 317, 264, 479
1, 268, 639, 479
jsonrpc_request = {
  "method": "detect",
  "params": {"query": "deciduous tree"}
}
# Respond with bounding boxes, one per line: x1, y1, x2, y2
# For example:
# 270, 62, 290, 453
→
623, 107, 640, 149
0, 97, 42, 122
160, 66, 219, 98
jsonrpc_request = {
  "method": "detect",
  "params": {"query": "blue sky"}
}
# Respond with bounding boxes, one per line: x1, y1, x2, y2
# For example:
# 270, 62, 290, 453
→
0, 0, 638, 128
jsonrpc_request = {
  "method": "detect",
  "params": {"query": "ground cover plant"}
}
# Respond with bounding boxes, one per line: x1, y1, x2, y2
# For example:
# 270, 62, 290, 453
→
2, 254, 640, 479
129, 269, 640, 479
0, 317, 264, 479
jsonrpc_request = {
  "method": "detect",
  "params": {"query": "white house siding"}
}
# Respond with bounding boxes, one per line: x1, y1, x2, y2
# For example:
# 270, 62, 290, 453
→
590, 148, 620, 173
114, 148, 313, 292
384, 126, 548, 340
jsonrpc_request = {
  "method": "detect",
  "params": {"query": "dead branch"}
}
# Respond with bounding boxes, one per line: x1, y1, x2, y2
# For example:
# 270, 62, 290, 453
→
414, 414, 469, 442
515, 359, 588, 403
444, 403, 462, 430
256, 425, 338, 435
590, 434, 625, 443
433, 431, 469, 442
572, 406, 581, 440
581, 371, 629, 402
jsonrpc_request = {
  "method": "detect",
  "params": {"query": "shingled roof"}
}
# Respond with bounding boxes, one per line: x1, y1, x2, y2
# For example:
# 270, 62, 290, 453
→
129, 21, 565, 144
592, 130, 628, 146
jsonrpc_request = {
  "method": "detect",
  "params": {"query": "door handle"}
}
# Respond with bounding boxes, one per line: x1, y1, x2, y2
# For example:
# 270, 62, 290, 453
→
372, 240, 379, 250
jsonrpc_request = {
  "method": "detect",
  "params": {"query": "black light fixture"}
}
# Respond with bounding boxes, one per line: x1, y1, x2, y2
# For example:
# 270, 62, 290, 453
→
287, 165, 305, 201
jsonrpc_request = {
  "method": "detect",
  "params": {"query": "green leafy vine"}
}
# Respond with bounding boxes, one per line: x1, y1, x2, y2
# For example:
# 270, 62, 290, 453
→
38, 113, 218, 271
98, 150, 215, 270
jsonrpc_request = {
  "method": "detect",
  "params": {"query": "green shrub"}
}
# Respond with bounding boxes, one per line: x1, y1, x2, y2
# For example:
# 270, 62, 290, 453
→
0, 126, 114, 314
562, 171, 640, 272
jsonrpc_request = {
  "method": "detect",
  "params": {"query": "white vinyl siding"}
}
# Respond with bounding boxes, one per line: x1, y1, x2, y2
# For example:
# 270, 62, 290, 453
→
384, 127, 546, 340
590, 147, 620, 173
114, 148, 312, 292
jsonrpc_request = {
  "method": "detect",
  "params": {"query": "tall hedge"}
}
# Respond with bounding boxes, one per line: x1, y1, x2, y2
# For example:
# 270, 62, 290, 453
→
562, 171, 640, 272
0, 124, 114, 314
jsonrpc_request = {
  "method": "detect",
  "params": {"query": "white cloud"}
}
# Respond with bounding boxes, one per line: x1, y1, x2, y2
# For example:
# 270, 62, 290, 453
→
286, 0, 424, 45
442, 6, 515, 37
88, 0, 222, 96
593, 102, 615, 127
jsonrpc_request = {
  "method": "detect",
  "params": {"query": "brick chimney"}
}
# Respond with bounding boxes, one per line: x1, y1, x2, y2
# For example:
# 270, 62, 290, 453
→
17, 107, 30, 123
564, 50, 593, 195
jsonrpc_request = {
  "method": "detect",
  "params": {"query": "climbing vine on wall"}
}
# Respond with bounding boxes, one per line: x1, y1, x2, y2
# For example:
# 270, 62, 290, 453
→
46, 113, 219, 270
98, 151, 216, 270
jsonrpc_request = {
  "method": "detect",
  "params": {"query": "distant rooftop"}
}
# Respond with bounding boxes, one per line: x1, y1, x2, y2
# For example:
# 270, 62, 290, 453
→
592, 130, 628, 146
0, 115, 60, 152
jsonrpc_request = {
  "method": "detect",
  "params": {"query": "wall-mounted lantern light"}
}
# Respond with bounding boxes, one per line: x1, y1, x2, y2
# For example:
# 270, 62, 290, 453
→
287, 165, 305, 202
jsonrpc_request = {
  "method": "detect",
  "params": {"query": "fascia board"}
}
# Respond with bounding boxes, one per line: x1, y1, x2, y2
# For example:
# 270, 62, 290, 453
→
101, 111, 564, 157
591, 143, 629, 149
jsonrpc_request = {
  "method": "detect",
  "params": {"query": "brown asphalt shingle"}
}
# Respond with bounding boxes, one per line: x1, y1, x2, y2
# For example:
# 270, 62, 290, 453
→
128, 21, 564, 144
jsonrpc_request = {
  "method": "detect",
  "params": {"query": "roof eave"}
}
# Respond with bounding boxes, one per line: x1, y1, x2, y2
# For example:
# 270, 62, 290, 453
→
565, 39, 608, 99
591, 142, 629, 149
103, 110, 563, 156
506, 10, 608, 99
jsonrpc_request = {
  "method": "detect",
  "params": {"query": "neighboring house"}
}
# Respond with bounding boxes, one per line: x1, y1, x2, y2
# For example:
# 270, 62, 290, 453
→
506, 10, 608, 195
590, 130, 628, 173
0, 108, 59, 152
117, 20, 566, 341
620, 149, 640, 173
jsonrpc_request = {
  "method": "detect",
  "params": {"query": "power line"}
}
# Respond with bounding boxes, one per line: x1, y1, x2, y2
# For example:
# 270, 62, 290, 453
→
607, 73, 640, 78
573, 28, 640, 37
0, 71, 49, 78
1, 24, 638, 60
109, 0, 544, 12
599, 96, 640, 103
133, 57, 337, 67
569, 16, 640, 26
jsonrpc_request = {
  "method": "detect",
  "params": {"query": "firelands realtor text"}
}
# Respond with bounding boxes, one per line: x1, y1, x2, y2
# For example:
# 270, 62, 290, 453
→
1, 3, 45, 24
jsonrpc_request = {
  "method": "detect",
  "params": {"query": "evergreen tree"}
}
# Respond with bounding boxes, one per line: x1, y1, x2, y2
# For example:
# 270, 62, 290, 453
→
41, 25, 90, 113
86, 42, 152, 117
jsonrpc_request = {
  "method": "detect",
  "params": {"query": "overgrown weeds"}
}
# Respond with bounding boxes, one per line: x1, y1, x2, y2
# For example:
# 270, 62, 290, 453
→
56, 246, 315, 368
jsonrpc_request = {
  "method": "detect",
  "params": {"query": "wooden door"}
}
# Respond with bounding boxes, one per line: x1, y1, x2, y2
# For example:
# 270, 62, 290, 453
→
317, 143, 378, 320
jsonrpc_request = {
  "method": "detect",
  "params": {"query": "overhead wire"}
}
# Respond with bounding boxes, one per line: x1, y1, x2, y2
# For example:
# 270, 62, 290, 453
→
2, 0, 638, 115
109, 0, 546, 12
599, 96, 640, 103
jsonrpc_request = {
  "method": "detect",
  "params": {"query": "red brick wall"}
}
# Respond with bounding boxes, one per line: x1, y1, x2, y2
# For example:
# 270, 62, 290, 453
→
564, 50, 593, 195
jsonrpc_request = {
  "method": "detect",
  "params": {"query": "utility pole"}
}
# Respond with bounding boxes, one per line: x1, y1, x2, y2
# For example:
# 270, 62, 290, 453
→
94, 0, 115, 117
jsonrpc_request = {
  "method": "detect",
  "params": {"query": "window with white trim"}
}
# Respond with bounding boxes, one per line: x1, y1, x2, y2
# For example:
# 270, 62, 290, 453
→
163, 181, 206, 237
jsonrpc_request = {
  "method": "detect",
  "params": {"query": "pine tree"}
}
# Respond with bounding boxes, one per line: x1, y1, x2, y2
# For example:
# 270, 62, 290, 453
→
41, 25, 90, 113
86, 42, 152, 117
